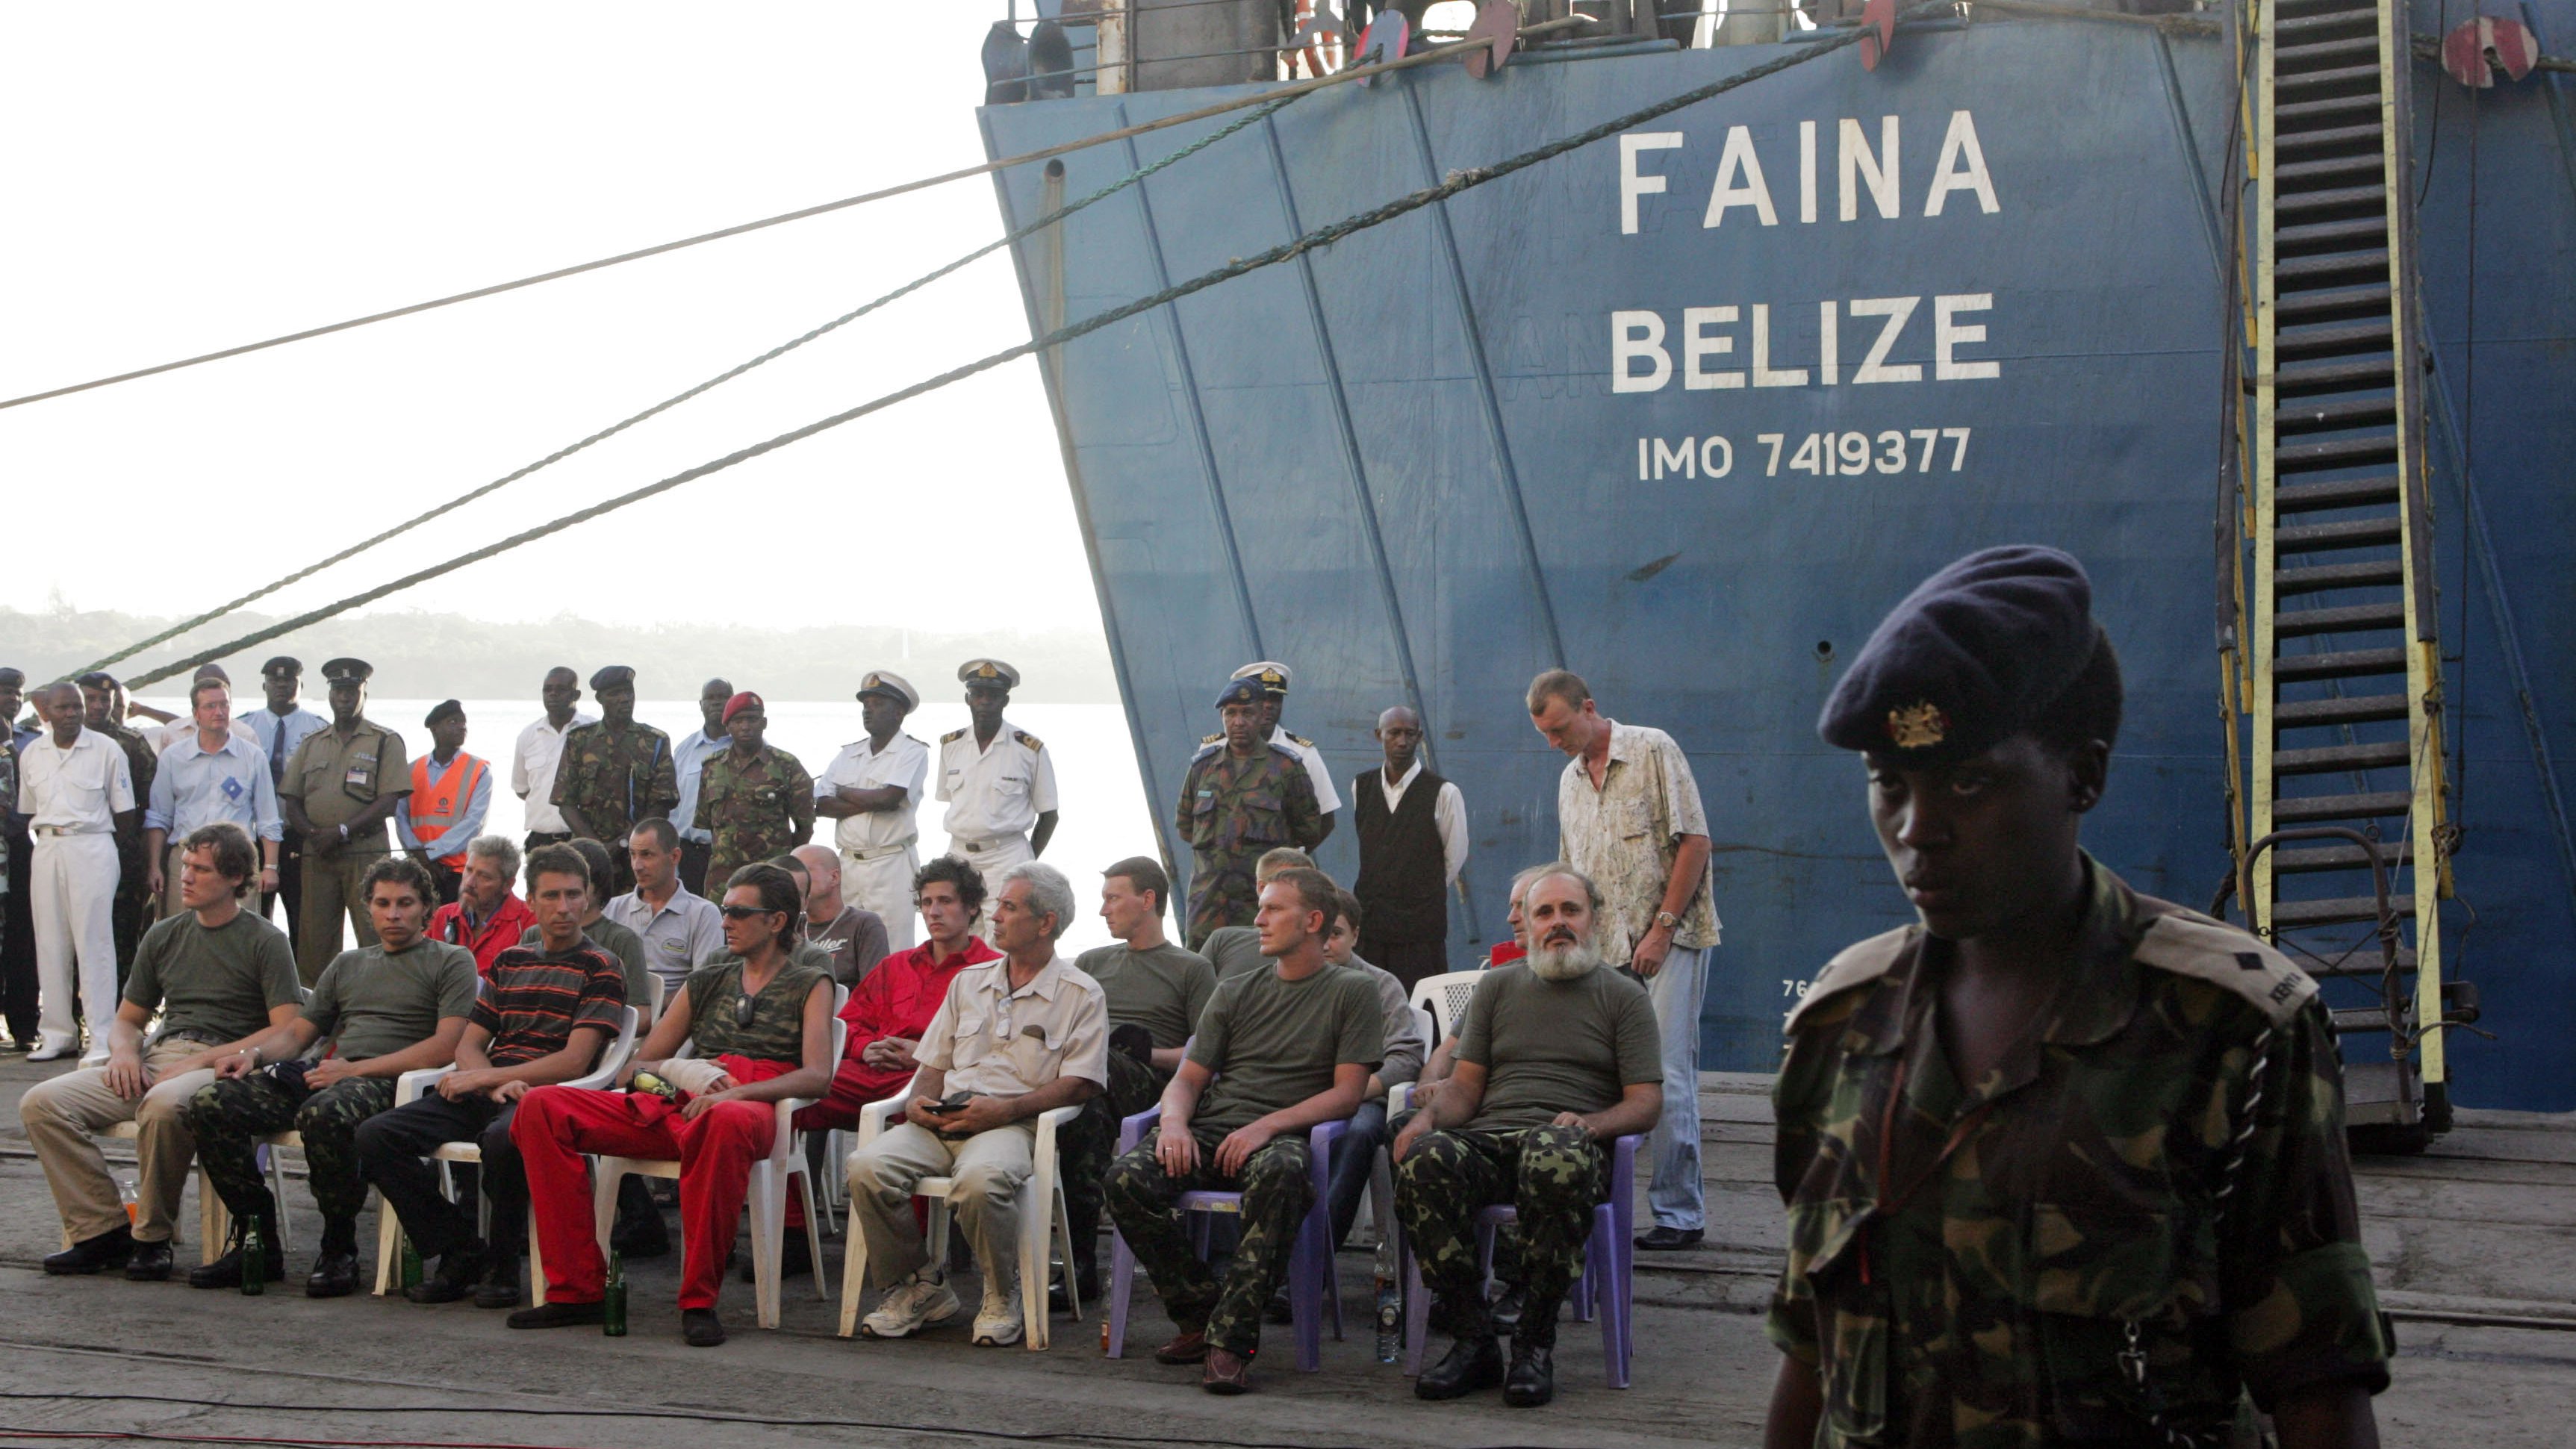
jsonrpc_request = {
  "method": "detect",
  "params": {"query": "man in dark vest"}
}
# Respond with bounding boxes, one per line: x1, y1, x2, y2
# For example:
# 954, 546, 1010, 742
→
1350, 706, 1466, 989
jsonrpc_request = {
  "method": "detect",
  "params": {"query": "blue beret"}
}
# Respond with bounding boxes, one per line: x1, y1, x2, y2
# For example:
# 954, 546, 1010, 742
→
1817, 545, 2103, 762
589, 665, 635, 691
1215, 677, 1266, 710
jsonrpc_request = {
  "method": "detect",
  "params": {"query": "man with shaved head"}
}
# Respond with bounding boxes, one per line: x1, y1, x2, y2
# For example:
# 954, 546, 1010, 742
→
668, 678, 732, 895
511, 667, 592, 854
791, 843, 886, 986
1351, 705, 1469, 989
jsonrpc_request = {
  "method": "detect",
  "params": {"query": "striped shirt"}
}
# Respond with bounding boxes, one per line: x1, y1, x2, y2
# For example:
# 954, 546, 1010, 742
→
473, 941, 628, 1069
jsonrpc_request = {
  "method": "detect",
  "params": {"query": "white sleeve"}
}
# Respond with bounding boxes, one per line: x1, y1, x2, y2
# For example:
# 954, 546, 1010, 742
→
897, 741, 928, 807
1436, 781, 1469, 885
1301, 744, 1340, 814
510, 723, 534, 799
1029, 741, 1059, 814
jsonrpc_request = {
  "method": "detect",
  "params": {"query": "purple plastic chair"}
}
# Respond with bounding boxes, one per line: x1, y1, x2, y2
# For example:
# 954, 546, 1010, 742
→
1398, 1131, 1641, 1387
1104, 1104, 1349, 1371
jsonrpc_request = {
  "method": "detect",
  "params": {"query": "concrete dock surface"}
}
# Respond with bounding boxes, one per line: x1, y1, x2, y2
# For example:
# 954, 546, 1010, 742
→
0, 1062, 2566, 1448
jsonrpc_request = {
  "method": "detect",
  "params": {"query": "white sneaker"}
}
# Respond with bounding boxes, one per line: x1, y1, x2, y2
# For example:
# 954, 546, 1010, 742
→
861, 1271, 959, 1339
26, 1036, 75, 1064
971, 1276, 1023, 1347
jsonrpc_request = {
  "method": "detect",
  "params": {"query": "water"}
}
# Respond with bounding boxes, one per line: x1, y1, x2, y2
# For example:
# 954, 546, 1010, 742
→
183, 696, 1157, 954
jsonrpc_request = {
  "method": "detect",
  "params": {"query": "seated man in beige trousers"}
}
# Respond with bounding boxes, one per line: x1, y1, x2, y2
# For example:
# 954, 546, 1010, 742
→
19, 822, 302, 1280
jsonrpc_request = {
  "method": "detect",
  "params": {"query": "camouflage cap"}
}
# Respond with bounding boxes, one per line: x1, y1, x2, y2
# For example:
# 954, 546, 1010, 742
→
1817, 544, 2103, 764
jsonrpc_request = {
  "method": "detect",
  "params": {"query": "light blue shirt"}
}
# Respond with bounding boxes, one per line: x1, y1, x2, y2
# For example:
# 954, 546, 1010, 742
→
603, 882, 727, 994
396, 751, 494, 862
671, 728, 722, 846
146, 732, 284, 841
245, 705, 330, 789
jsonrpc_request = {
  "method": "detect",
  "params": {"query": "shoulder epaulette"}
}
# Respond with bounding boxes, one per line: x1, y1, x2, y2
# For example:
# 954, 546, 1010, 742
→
2132, 912, 2318, 1026
941, 728, 967, 745
1200, 732, 1222, 746
1784, 926, 1914, 1033
1266, 741, 1303, 762
1190, 739, 1223, 762
1286, 732, 1314, 749
1013, 729, 1043, 752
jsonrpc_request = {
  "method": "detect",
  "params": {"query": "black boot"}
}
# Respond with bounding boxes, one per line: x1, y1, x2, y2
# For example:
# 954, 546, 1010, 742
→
610, 1177, 670, 1260
1504, 1339, 1557, 1408
125, 1240, 175, 1282
188, 1227, 285, 1290
1049, 1249, 1099, 1316
474, 1250, 523, 1309
1489, 1283, 1526, 1336
405, 1240, 484, 1303
43, 1225, 134, 1275
305, 1217, 361, 1298
1414, 1333, 1505, 1400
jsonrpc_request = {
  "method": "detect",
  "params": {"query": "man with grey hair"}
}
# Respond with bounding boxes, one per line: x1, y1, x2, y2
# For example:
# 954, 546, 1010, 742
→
1396, 865, 1663, 1407
1528, 667, 1717, 1251
849, 860, 1107, 1347
426, 835, 534, 978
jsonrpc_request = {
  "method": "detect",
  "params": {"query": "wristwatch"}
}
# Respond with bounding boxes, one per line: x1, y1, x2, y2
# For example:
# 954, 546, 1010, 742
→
1653, 910, 1681, 930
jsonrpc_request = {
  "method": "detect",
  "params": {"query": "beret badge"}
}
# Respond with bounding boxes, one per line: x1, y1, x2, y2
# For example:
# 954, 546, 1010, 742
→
1885, 700, 1949, 750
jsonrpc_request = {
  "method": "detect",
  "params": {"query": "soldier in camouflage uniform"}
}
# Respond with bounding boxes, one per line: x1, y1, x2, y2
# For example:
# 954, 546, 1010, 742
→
692, 691, 815, 887
1173, 678, 1324, 952
550, 665, 678, 897
1769, 546, 2386, 1448
180, 855, 478, 1296
1398, 866, 1663, 1407
1104, 867, 1382, 1392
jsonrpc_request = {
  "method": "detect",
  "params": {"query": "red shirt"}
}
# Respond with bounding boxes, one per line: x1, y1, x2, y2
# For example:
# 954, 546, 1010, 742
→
1484, 941, 1528, 968
429, 894, 538, 978
834, 935, 1001, 1102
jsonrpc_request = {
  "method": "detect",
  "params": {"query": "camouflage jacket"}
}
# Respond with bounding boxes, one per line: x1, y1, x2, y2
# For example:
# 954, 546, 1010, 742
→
1767, 858, 2387, 1447
549, 720, 679, 842
1173, 741, 1324, 946
694, 742, 816, 888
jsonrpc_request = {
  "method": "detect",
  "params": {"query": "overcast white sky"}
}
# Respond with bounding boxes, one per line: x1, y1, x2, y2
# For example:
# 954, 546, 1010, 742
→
0, 4, 1092, 635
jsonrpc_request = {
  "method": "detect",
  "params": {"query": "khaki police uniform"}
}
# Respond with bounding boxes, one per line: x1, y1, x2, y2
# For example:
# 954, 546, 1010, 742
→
280, 719, 408, 982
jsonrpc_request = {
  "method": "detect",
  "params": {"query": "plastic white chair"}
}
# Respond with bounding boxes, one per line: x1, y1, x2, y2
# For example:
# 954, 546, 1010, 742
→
372, 1006, 641, 1298
588, 994, 847, 1330
95, 1118, 273, 1265
835, 1072, 1081, 1349
1409, 970, 1487, 1045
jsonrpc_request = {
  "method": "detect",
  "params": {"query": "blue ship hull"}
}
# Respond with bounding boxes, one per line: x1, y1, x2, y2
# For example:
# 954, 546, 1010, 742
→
980, 4, 2576, 1109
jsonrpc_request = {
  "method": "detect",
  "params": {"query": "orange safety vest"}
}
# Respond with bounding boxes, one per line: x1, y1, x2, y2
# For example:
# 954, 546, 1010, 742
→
408, 752, 488, 861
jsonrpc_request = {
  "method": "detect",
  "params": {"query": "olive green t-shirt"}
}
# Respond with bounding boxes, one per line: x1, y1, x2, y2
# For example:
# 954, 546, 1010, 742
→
302, 938, 479, 1062
520, 918, 653, 1016
1199, 926, 1267, 984
1075, 941, 1217, 1049
124, 911, 302, 1046
1455, 962, 1662, 1132
682, 958, 831, 1064
1186, 963, 1384, 1137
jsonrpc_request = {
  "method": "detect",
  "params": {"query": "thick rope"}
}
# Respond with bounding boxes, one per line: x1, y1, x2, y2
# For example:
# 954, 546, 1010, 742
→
120, 16, 1888, 691
69, 93, 1298, 683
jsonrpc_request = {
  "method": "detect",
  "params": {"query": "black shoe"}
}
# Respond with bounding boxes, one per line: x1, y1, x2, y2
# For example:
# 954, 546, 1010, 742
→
681, 1307, 727, 1347
43, 1226, 134, 1275
609, 1181, 670, 1259
506, 1300, 605, 1330
738, 1230, 811, 1283
305, 1247, 360, 1298
1413, 1335, 1505, 1400
1048, 1264, 1100, 1317
125, 1240, 175, 1282
188, 1238, 285, 1290
1632, 1224, 1703, 1251
1489, 1285, 1526, 1336
473, 1252, 523, 1309
1503, 1341, 1557, 1408
404, 1243, 482, 1304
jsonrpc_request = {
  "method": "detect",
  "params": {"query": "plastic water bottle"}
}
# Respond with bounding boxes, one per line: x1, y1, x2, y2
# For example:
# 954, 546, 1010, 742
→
603, 1250, 628, 1336
240, 1218, 266, 1296
1373, 1236, 1400, 1363
115, 1174, 139, 1227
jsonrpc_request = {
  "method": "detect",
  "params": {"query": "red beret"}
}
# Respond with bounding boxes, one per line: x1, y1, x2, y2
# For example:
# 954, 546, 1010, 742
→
721, 691, 764, 725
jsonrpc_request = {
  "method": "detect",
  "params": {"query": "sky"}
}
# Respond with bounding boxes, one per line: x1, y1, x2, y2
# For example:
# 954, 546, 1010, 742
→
0, 4, 1092, 635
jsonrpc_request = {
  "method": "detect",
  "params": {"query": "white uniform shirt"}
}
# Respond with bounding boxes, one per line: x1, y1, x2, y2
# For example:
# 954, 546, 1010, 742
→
936, 720, 1059, 844
512, 712, 597, 835
1357, 759, 1469, 885
817, 732, 930, 854
19, 729, 136, 835
1274, 726, 1341, 815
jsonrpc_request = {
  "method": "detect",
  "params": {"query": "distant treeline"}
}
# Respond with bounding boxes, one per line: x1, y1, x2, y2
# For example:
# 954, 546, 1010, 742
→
0, 607, 1119, 703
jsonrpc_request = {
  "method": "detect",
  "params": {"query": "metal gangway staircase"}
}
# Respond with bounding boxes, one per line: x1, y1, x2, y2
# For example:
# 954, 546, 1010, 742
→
2231, 0, 2474, 1146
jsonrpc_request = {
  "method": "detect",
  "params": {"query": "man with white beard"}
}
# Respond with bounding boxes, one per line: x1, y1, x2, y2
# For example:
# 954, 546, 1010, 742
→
1391, 867, 1662, 1409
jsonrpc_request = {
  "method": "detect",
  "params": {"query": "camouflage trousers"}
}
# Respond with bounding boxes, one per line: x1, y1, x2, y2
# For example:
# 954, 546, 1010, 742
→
183, 1071, 396, 1230
1060, 1048, 1166, 1274
1395, 1124, 1606, 1349
1104, 1130, 1313, 1357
